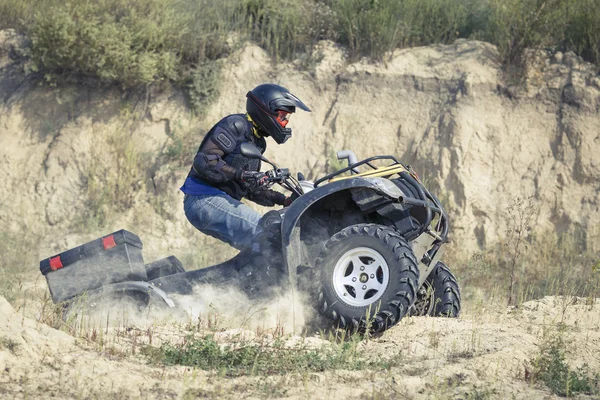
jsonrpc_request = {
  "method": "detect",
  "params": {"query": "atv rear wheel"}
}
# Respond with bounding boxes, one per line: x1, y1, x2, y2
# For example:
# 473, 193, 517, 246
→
315, 224, 419, 333
411, 261, 461, 317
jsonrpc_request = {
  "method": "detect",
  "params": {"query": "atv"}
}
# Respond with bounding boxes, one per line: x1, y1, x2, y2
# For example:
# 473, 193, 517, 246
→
40, 144, 461, 333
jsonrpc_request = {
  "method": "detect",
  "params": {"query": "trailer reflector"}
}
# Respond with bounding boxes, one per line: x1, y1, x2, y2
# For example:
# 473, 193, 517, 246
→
49, 256, 63, 271
103, 235, 116, 250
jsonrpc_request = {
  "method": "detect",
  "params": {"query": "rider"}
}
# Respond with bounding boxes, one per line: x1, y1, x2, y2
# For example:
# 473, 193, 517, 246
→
180, 83, 311, 250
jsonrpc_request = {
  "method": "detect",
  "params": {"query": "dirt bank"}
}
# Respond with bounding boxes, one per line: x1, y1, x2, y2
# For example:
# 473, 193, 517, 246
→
1, 32, 599, 258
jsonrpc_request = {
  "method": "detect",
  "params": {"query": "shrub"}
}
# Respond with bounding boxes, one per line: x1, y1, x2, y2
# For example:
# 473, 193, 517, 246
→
484, 0, 566, 73
186, 60, 221, 115
331, 0, 404, 59
561, 0, 600, 65
400, 0, 472, 46
0, 0, 63, 31
242, 0, 336, 61
173, 0, 240, 63
28, 0, 182, 87
3, 0, 600, 87
450, 223, 600, 306
330, 0, 475, 59
527, 333, 600, 397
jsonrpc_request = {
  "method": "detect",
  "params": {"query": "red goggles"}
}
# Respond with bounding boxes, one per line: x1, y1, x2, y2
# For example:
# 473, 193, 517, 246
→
275, 111, 291, 128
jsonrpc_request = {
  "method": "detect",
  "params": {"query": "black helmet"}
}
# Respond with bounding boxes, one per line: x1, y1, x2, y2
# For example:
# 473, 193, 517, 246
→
246, 83, 311, 144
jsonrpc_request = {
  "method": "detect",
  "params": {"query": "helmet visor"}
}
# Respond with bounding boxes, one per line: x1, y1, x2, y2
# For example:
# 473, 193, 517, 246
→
276, 110, 291, 128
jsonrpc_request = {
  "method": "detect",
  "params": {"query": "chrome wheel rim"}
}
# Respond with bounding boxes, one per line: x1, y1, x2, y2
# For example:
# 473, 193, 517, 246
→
332, 247, 390, 307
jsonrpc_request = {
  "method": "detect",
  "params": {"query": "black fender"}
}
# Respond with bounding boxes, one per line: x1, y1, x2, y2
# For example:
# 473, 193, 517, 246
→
74, 281, 176, 308
280, 176, 404, 279
150, 249, 255, 295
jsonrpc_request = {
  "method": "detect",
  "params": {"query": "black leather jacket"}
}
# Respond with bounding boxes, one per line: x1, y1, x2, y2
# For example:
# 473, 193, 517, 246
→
187, 114, 286, 206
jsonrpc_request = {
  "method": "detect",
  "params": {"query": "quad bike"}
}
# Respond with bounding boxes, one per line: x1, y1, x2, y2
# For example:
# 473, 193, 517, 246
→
40, 144, 460, 333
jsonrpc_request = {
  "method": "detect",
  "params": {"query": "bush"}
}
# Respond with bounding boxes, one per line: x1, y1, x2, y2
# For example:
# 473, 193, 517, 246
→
527, 333, 600, 397
28, 0, 181, 87
173, 0, 240, 63
331, 0, 476, 59
0, 0, 63, 31
450, 224, 600, 307
2, 0, 600, 87
561, 0, 600, 65
187, 60, 221, 115
484, 0, 566, 73
331, 0, 403, 59
400, 0, 472, 46
243, 0, 336, 61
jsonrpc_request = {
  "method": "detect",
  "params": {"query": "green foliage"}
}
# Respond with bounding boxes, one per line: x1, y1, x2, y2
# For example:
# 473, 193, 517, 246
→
330, 0, 404, 59
561, 0, 600, 65
484, 0, 566, 75
331, 0, 481, 59
28, 0, 180, 87
187, 61, 221, 116
527, 333, 600, 397
401, 0, 472, 45
2, 0, 600, 87
327, 150, 349, 175
143, 334, 400, 376
0, 0, 63, 31
242, 0, 335, 61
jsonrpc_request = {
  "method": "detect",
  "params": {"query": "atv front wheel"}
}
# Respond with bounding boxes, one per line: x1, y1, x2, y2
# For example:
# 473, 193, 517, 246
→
411, 262, 461, 317
315, 224, 419, 333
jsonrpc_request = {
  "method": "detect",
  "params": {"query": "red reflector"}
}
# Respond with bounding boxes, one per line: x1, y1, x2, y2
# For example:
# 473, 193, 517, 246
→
103, 235, 117, 250
49, 256, 63, 271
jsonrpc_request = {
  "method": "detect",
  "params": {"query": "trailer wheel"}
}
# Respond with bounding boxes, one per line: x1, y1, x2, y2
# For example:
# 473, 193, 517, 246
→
314, 224, 419, 333
62, 282, 174, 323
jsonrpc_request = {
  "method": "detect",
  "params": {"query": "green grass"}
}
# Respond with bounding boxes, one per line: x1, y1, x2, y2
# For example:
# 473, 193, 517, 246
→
143, 334, 401, 377
526, 332, 600, 397
1, 0, 599, 90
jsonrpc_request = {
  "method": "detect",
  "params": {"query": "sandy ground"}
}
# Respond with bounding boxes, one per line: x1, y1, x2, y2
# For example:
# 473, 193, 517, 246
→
1, 292, 599, 400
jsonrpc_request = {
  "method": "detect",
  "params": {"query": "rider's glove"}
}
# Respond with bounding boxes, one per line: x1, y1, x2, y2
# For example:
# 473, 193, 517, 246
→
240, 171, 268, 190
283, 191, 300, 207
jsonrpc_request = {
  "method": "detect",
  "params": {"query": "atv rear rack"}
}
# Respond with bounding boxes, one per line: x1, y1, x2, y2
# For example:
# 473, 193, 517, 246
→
314, 155, 402, 187
315, 153, 449, 244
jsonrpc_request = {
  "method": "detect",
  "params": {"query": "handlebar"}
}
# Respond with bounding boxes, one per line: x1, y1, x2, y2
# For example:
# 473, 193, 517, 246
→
265, 168, 291, 183
263, 168, 303, 197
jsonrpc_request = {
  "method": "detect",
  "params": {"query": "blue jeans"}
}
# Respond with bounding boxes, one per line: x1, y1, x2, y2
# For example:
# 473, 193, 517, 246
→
184, 193, 262, 250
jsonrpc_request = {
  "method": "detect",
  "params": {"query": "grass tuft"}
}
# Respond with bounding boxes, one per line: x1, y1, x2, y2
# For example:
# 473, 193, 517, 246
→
0, 336, 19, 354
526, 332, 600, 397
143, 333, 401, 377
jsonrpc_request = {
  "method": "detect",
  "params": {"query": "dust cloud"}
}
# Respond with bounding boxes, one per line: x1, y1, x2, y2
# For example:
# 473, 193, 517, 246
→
171, 284, 313, 334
